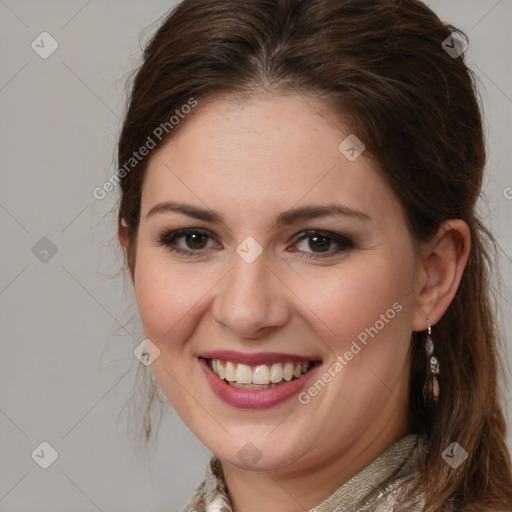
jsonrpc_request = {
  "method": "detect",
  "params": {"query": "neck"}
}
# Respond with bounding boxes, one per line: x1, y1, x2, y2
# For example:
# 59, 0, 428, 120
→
222, 416, 411, 512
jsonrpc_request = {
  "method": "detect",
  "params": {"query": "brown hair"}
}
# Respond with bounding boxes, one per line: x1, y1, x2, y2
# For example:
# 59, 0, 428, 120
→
117, 0, 512, 509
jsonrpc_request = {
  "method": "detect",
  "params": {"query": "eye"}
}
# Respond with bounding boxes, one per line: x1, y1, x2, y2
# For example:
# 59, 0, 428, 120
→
157, 229, 218, 257
157, 228, 354, 259
289, 230, 354, 259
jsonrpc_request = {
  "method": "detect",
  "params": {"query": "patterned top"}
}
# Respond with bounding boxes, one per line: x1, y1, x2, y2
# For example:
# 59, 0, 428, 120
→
182, 434, 425, 512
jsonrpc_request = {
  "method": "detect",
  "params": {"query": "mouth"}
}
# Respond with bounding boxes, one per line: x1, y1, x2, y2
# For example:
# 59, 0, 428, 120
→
198, 351, 322, 409
202, 358, 316, 389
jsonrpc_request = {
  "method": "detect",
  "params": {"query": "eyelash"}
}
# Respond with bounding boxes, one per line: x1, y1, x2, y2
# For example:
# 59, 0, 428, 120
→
156, 228, 355, 259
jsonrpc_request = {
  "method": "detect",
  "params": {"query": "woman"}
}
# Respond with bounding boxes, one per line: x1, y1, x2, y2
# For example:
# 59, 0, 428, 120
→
116, 0, 512, 510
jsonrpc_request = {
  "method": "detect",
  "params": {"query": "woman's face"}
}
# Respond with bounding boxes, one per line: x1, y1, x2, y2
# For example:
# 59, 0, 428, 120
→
132, 93, 423, 473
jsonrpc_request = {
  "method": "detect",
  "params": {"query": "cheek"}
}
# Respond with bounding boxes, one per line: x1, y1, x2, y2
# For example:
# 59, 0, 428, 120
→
133, 249, 217, 350
133, 251, 186, 341
132, 252, 204, 405
291, 254, 416, 356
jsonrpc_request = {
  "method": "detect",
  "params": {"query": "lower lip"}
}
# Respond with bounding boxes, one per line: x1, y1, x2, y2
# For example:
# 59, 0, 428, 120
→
198, 358, 321, 409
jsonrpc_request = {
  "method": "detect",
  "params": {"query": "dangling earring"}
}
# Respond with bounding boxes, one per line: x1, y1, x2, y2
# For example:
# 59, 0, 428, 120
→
423, 320, 440, 411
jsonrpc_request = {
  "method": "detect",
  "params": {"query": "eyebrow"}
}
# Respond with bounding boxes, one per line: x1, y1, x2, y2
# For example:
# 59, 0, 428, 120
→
146, 201, 371, 226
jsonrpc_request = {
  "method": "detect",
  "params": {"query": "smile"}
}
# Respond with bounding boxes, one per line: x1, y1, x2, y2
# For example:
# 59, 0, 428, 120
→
198, 351, 322, 409
206, 359, 314, 389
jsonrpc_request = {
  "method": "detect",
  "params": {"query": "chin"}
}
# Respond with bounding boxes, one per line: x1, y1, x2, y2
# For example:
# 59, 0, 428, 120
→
198, 424, 315, 473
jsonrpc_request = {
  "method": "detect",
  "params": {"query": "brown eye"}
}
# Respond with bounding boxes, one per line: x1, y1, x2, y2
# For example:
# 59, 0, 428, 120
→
184, 232, 209, 250
291, 230, 354, 259
158, 229, 218, 256
308, 235, 333, 253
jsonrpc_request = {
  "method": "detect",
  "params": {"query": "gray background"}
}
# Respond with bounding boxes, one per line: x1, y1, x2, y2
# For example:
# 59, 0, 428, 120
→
0, 1, 511, 511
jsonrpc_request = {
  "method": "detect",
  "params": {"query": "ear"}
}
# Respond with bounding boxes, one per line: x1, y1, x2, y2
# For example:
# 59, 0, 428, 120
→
118, 217, 130, 249
412, 219, 471, 331
118, 218, 137, 282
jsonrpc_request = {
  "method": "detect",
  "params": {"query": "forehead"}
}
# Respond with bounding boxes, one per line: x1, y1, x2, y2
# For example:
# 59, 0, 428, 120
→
141, 93, 400, 226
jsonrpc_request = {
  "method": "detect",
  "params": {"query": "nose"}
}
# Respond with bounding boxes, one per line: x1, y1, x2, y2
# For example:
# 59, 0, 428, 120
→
211, 250, 290, 339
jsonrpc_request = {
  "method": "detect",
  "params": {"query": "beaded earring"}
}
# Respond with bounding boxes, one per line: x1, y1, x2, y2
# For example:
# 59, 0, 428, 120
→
423, 320, 440, 411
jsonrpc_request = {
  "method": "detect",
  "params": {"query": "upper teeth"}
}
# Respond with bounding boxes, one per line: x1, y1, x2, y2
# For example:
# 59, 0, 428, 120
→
209, 359, 313, 385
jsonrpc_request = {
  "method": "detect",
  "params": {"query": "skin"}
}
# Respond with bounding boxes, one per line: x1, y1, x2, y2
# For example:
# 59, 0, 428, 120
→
119, 92, 470, 512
